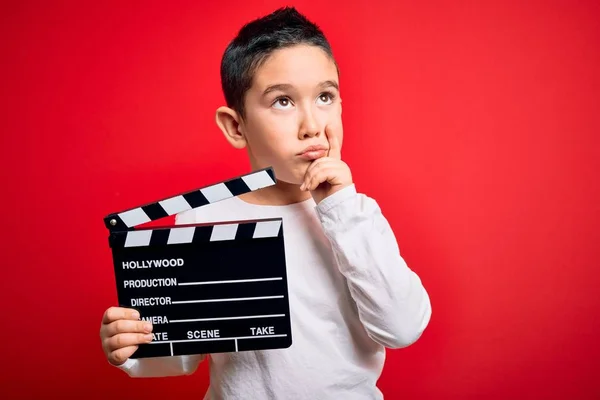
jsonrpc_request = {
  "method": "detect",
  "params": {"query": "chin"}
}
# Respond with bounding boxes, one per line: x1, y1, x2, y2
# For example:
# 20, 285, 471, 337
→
279, 177, 303, 187
270, 168, 304, 187
257, 160, 307, 187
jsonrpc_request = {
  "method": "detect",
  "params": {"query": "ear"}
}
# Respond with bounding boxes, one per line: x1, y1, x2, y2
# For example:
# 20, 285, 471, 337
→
215, 106, 246, 149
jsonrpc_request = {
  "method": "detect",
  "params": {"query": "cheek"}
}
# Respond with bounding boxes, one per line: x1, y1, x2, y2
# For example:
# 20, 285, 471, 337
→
328, 109, 344, 142
249, 115, 297, 155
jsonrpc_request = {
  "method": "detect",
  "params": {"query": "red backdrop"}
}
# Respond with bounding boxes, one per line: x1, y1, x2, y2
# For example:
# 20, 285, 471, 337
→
2, 0, 599, 398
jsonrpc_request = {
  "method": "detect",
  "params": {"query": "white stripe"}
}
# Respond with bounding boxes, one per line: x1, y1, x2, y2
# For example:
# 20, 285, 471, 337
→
172, 295, 284, 304
200, 183, 233, 203
178, 277, 282, 286
170, 342, 173, 356
235, 339, 238, 352
170, 314, 286, 323
167, 227, 195, 244
119, 208, 150, 227
124, 230, 152, 247
242, 170, 275, 191
210, 224, 238, 241
149, 334, 287, 344
159, 195, 192, 215
253, 220, 282, 238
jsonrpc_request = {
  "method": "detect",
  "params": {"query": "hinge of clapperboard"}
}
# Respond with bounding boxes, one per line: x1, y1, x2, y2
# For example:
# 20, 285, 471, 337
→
103, 167, 280, 244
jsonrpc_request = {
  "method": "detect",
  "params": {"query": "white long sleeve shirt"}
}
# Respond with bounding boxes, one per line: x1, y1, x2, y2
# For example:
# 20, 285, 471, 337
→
115, 184, 432, 399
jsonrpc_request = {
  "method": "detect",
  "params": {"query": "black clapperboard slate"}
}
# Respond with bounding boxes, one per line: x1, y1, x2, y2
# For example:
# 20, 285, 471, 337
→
103, 167, 292, 358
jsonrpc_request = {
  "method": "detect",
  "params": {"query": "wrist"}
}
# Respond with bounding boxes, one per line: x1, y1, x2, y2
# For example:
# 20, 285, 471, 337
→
314, 183, 356, 212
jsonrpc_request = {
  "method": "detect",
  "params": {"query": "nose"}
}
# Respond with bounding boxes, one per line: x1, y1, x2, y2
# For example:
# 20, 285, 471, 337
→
298, 107, 321, 139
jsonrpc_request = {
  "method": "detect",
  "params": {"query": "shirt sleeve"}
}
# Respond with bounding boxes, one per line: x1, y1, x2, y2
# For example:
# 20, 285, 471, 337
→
113, 210, 206, 377
315, 184, 432, 349
115, 354, 206, 378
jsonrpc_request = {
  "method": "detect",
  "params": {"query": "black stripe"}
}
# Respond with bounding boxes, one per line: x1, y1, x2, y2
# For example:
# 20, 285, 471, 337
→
183, 190, 209, 209
149, 229, 169, 246
224, 177, 251, 197
131, 343, 172, 359
142, 203, 169, 220
235, 222, 256, 240
109, 231, 127, 248
265, 168, 275, 182
104, 215, 129, 231
192, 225, 213, 242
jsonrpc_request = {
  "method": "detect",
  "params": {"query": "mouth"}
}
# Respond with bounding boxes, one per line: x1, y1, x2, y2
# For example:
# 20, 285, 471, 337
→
297, 145, 328, 160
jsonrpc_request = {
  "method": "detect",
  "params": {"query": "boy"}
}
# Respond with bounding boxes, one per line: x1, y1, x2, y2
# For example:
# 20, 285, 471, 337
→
99, 7, 431, 399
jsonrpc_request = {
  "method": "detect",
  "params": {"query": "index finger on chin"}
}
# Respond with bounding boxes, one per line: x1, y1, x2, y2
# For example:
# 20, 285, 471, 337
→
325, 125, 341, 159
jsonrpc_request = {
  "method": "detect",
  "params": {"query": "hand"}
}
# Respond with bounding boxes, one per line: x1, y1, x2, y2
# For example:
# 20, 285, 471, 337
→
300, 125, 352, 204
99, 306, 153, 366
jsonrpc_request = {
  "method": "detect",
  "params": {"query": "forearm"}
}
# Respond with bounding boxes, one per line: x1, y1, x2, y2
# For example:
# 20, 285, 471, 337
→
316, 185, 432, 348
115, 354, 206, 378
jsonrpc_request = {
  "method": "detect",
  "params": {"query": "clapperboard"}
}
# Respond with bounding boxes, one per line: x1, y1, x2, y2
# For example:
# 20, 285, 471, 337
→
103, 167, 292, 358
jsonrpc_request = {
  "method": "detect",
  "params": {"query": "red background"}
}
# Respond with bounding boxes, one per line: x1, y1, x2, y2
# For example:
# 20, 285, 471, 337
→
2, 0, 599, 398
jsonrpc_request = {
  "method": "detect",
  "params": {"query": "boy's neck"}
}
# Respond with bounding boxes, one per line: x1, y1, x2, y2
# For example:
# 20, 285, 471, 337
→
238, 180, 313, 206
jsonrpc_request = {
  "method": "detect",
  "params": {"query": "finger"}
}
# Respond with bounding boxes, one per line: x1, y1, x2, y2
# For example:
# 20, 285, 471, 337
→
108, 345, 139, 366
325, 125, 341, 160
314, 164, 348, 190
305, 167, 337, 191
301, 158, 335, 190
103, 319, 153, 338
102, 307, 140, 324
304, 162, 345, 191
304, 157, 335, 177
105, 332, 153, 352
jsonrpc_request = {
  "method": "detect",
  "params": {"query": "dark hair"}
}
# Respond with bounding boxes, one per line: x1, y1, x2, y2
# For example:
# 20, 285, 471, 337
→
220, 6, 337, 118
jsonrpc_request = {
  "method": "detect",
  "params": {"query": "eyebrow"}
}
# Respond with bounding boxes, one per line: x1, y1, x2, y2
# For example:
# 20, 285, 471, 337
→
319, 80, 339, 91
262, 80, 339, 97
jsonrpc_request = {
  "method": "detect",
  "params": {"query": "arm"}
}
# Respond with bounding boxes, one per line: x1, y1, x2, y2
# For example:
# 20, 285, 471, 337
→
315, 184, 432, 349
112, 210, 207, 377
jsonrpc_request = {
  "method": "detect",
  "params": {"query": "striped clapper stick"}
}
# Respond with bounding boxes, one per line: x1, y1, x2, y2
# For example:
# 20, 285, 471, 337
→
103, 167, 292, 359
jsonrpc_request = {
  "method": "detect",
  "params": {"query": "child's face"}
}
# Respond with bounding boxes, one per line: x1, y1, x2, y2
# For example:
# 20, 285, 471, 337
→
237, 44, 343, 185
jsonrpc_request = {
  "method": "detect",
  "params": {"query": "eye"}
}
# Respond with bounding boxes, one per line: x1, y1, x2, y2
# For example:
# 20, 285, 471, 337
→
317, 92, 335, 105
272, 96, 293, 109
